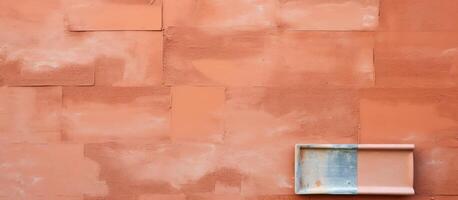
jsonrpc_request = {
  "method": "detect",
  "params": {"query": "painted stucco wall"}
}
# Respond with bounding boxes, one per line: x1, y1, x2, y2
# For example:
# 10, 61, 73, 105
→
0, 0, 457, 199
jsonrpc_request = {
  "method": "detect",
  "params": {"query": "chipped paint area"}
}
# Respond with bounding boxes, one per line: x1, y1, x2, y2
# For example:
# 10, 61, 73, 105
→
296, 144, 357, 194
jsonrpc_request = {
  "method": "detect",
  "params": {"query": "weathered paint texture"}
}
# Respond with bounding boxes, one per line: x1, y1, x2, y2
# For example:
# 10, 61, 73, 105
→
297, 145, 357, 194
0, 144, 107, 199
0, 87, 61, 143
62, 87, 170, 143
165, 29, 374, 87
164, 0, 380, 31
1, 0, 457, 199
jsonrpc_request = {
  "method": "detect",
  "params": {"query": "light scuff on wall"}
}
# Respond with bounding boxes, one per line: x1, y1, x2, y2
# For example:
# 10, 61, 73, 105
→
0, 0, 457, 200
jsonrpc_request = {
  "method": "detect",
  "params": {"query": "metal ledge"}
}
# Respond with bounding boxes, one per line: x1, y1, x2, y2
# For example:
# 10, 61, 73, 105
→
295, 144, 414, 195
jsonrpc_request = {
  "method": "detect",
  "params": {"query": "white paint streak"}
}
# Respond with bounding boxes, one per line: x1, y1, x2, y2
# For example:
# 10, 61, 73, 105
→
118, 144, 218, 188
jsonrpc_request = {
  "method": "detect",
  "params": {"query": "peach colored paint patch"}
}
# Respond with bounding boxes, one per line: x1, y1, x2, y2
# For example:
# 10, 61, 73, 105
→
164, 0, 277, 30
0, 144, 107, 199
171, 86, 225, 143
0, 87, 61, 143
357, 149, 414, 195
360, 100, 456, 144
66, 3, 162, 31
62, 87, 170, 143
375, 32, 458, 88
226, 88, 359, 144
379, 0, 458, 31
165, 28, 374, 87
165, 0, 380, 31
278, 0, 379, 30
360, 89, 457, 147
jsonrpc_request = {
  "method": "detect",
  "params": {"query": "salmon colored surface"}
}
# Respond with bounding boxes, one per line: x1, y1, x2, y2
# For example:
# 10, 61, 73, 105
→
0, 0, 457, 199
66, 3, 162, 31
357, 147, 414, 195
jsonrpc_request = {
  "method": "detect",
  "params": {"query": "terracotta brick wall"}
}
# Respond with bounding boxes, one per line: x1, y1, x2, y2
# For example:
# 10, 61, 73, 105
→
0, 0, 457, 199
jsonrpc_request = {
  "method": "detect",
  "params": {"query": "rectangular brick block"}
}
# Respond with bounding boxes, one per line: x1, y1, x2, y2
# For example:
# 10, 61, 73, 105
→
359, 89, 458, 195
165, 0, 379, 31
165, 28, 374, 87
164, 0, 277, 29
278, 0, 379, 30
171, 86, 225, 143
375, 32, 458, 88
379, 0, 458, 31
94, 32, 163, 87
62, 87, 170, 143
0, 144, 107, 199
0, 87, 61, 143
226, 88, 359, 144
66, 2, 162, 31
277, 31, 374, 87
360, 89, 457, 147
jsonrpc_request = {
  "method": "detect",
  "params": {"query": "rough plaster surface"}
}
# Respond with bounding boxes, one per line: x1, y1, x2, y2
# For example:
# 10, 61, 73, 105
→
0, 0, 457, 199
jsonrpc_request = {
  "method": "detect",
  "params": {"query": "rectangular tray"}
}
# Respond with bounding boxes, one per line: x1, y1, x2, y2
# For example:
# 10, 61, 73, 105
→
295, 144, 414, 195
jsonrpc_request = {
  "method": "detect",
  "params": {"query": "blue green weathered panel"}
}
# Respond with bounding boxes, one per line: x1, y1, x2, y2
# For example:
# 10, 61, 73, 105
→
295, 144, 357, 194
